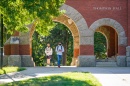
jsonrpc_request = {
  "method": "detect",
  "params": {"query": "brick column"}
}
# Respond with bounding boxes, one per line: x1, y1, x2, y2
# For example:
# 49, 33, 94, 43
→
126, 0, 130, 67
8, 36, 21, 67
128, 0, 130, 45
19, 32, 35, 67
78, 36, 96, 67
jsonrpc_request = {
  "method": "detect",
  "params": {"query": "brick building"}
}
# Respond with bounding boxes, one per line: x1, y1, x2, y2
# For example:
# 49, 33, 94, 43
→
3, 0, 130, 67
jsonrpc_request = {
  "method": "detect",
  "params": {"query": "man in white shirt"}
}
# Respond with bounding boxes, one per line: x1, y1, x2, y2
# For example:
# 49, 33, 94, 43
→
45, 43, 53, 66
55, 42, 64, 68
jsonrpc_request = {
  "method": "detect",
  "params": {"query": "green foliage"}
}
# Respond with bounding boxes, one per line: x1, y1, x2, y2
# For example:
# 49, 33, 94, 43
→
0, 0, 65, 35
32, 22, 73, 66
1, 72, 102, 86
0, 67, 26, 75
94, 32, 107, 59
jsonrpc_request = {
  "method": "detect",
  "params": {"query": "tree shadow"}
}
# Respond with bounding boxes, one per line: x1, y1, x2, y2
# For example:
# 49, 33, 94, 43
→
0, 69, 15, 82
3, 75, 100, 86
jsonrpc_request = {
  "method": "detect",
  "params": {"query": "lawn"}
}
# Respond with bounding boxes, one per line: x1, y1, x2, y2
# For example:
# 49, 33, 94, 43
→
0, 72, 102, 86
0, 67, 26, 75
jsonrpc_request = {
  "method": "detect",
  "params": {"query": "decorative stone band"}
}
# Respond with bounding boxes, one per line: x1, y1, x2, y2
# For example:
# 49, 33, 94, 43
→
126, 57, 130, 67
126, 46, 130, 57
8, 55, 21, 67
78, 55, 96, 67
126, 46, 130, 67
7, 55, 35, 67
116, 56, 126, 67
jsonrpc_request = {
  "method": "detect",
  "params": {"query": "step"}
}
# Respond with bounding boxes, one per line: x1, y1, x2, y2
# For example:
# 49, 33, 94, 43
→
96, 58, 116, 62
96, 62, 117, 67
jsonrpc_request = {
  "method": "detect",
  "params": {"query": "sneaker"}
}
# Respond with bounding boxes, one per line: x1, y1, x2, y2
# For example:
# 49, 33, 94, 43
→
58, 65, 60, 68
47, 65, 50, 67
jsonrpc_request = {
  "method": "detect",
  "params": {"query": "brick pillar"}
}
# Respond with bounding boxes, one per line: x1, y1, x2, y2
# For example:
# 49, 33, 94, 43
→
19, 32, 35, 67
126, 46, 130, 67
128, 0, 130, 45
4, 45, 11, 55
10, 36, 20, 55
78, 36, 96, 67
127, 0, 130, 66
116, 45, 126, 67
8, 36, 21, 67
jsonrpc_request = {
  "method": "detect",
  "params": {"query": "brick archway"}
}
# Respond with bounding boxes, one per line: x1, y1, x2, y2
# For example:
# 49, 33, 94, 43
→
53, 15, 79, 66
95, 26, 118, 58
3, 4, 90, 67
89, 18, 127, 46
89, 18, 127, 66
28, 4, 89, 66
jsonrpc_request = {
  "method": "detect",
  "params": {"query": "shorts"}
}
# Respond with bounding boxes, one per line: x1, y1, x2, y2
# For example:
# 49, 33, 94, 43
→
46, 55, 52, 59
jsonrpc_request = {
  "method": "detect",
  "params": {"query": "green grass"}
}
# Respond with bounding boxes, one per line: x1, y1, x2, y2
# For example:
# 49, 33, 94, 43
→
0, 72, 102, 86
0, 67, 26, 75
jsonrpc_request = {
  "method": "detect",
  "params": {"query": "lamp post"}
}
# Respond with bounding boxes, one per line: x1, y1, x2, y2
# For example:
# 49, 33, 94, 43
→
0, 14, 3, 69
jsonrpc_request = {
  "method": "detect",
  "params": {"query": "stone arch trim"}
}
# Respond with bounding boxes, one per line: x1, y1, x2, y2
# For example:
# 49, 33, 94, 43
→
60, 4, 89, 45
53, 14, 79, 49
89, 18, 127, 46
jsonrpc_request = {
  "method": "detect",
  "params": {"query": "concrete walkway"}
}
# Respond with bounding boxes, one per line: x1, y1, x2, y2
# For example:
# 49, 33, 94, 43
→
0, 66, 130, 86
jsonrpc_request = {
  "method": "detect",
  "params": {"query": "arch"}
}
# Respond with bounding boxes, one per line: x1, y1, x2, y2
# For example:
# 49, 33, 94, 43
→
95, 26, 118, 57
89, 18, 127, 46
24, 4, 89, 66
60, 4, 90, 45
28, 4, 89, 46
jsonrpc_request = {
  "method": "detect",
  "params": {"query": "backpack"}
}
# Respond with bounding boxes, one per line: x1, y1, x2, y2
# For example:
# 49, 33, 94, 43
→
57, 45, 63, 51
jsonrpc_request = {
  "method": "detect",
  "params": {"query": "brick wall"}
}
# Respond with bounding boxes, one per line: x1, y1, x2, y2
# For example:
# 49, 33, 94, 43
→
118, 46, 126, 55
80, 45, 94, 55
66, 0, 128, 55
128, 0, 130, 45
4, 0, 128, 56
19, 45, 31, 55
10, 44, 19, 55
4, 45, 11, 55
66, 0, 128, 36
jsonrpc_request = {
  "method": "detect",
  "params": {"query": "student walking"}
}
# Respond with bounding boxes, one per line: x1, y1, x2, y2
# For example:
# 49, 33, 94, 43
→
55, 42, 64, 68
45, 43, 53, 66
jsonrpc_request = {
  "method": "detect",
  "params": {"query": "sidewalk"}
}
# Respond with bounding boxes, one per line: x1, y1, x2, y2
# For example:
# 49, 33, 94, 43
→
0, 66, 130, 86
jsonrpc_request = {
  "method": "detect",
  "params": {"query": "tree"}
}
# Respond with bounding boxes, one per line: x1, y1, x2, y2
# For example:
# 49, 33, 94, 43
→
94, 32, 107, 59
0, 0, 65, 35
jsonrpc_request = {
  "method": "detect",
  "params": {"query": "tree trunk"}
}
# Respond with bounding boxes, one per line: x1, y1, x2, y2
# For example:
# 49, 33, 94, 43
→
62, 30, 68, 66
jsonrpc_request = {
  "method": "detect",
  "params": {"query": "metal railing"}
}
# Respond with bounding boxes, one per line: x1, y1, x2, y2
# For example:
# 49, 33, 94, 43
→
0, 14, 3, 69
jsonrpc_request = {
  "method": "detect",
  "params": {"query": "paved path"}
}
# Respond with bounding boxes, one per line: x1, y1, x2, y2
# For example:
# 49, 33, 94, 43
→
0, 66, 130, 86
